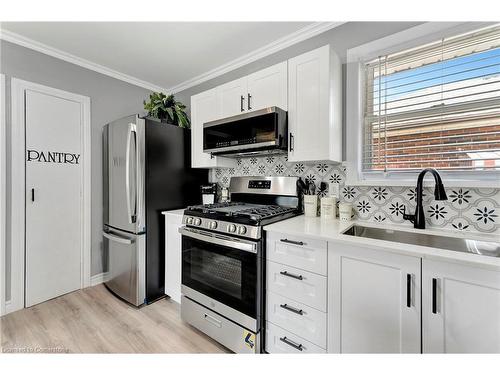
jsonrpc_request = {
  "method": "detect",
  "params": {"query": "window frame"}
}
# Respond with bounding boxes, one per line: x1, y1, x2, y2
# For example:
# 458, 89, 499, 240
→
345, 21, 500, 188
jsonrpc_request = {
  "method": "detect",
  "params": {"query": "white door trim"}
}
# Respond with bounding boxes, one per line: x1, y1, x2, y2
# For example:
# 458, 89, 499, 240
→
8, 78, 91, 314
0, 74, 6, 316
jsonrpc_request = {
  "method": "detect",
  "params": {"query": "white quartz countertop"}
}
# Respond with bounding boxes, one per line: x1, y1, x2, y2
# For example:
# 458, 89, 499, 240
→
264, 215, 500, 269
161, 208, 185, 217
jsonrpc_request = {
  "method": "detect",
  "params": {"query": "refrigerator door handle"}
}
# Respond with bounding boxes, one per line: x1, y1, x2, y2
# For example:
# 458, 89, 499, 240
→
125, 123, 137, 224
135, 117, 145, 231
103, 231, 134, 245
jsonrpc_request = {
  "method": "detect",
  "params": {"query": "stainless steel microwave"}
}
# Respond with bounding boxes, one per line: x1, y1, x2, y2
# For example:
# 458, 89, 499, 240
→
203, 106, 287, 157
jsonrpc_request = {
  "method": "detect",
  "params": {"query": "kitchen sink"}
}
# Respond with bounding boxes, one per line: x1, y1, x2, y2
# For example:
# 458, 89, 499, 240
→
342, 225, 500, 258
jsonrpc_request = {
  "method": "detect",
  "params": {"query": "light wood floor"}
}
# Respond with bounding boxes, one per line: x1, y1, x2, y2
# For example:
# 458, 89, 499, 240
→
1, 284, 229, 353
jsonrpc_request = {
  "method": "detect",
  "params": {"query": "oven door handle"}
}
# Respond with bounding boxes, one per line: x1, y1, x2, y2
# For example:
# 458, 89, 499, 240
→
179, 227, 257, 254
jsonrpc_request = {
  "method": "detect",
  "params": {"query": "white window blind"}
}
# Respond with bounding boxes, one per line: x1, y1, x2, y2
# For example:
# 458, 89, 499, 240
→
363, 25, 500, 172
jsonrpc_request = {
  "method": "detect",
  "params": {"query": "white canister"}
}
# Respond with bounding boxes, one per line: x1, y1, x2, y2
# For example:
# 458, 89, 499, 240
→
304, 195, 318, 217
339, 202, 353, 222
320, 196, 336, 219
221, 187, 229, 202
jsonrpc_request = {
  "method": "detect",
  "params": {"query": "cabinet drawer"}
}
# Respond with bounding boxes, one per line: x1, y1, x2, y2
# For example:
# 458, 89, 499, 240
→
265, 321, 326, 354
266, 260, 327, 311
267, 232, 327, 275
266, 291, 327, 348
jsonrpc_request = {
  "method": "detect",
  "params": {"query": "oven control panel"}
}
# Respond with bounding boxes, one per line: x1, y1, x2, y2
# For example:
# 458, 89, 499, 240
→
248, 180, 271, 189
182, 216, 261, 240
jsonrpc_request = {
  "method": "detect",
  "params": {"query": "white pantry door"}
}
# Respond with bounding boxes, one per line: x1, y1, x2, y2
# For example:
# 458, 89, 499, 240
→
25, 89, 82, 307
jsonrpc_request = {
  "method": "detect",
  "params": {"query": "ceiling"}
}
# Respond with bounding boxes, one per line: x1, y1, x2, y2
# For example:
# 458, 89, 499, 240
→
1, 22, 317, 91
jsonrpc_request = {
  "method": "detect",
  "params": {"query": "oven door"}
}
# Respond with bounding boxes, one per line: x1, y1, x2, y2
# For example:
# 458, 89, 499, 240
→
180, 227, 260, 322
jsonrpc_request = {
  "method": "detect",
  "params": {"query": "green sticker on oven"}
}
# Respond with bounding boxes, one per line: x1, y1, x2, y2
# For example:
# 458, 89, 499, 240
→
243, 330, 255, 349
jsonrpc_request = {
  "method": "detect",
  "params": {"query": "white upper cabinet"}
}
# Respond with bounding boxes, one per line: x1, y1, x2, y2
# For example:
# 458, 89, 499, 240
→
422, 259, 500, 353
216, 77, 248, 118
190, 89, 235, 168
329, 243, 421, 353
288, 45, 342, 163
217, 62, 288, 118
189, 45, 345, 166
246, 61, 288, 112
190, 62, 288, 168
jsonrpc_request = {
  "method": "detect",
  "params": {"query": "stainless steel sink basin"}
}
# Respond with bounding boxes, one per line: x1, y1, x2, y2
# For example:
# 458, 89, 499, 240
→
342, 225, 500, 258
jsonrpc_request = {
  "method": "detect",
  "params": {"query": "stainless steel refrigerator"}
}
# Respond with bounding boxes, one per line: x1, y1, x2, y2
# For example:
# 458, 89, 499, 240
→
102, 114, 208, 306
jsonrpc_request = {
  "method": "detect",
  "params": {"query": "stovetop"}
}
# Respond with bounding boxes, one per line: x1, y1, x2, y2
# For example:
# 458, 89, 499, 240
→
183, 202, 301, 240
186, 201, 298, 224
182, 176, 301, 240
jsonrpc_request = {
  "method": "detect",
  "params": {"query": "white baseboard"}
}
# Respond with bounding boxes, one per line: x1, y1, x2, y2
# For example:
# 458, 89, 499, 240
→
1, 274, 104, 317
167, 292, 181, 305
2, 300, 16, 316
90, 272, 108, 287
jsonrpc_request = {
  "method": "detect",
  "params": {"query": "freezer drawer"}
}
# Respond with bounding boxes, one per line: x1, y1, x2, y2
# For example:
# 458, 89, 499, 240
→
103, 228, 145, 306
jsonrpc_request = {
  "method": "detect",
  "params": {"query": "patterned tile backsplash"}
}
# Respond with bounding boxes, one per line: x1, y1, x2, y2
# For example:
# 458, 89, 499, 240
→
210, 155, 500, 234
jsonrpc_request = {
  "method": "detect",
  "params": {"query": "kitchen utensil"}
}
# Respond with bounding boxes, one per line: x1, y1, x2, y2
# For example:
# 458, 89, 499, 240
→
297, 178, 307, 195
307, 181, 316, 195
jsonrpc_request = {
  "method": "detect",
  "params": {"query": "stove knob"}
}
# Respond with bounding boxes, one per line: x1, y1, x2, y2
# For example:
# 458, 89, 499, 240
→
237, 226, 247, 235
186, 217, 193, 225
228, 224, 236, 233
209, 221, 218, 230
193, 218, 202, 226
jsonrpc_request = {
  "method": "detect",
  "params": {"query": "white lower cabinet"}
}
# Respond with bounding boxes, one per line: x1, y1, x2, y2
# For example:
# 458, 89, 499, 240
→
266, 291, 327, 348
422, 259, 500, 353
266, 230, 500, 354
265, 230, 329, 354
266, 260, 327, 312
265, 322, 326, 354
267, 232, 328, 275
328, 243, 421, 353
163, 210, 184, 303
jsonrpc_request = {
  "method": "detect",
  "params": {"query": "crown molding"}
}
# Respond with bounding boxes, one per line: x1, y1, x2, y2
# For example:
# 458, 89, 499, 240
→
166, 22, 346, 93
0, 29, 167, 93
1, 22, 345, 95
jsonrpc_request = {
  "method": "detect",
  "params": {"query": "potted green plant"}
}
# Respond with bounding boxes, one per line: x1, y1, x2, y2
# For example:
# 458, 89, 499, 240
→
143, 92, 190, 128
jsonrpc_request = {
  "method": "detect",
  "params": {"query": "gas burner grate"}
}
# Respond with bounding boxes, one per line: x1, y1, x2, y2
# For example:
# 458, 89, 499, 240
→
187, 201, 240, 213
233, 205, 297, 221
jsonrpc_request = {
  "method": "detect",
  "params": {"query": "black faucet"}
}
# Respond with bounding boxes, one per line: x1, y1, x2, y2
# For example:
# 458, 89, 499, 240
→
403, 168, 448, 229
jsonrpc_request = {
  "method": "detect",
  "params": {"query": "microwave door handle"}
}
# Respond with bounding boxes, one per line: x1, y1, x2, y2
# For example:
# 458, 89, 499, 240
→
125, 123, 137, 224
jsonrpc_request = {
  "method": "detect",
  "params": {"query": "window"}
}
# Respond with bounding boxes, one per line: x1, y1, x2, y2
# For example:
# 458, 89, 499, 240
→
363, 25, 500, 173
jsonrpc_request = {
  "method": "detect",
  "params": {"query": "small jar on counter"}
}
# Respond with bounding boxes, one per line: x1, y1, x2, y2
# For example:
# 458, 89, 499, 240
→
339, 203, 353, 222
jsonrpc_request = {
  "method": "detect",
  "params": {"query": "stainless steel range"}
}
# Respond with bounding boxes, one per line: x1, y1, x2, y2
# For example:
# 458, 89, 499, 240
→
179, 176, 301, 353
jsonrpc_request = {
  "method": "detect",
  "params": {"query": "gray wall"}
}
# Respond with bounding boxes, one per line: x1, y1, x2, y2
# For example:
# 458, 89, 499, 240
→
1, 40, 151, 299
175, 22, 422, 113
